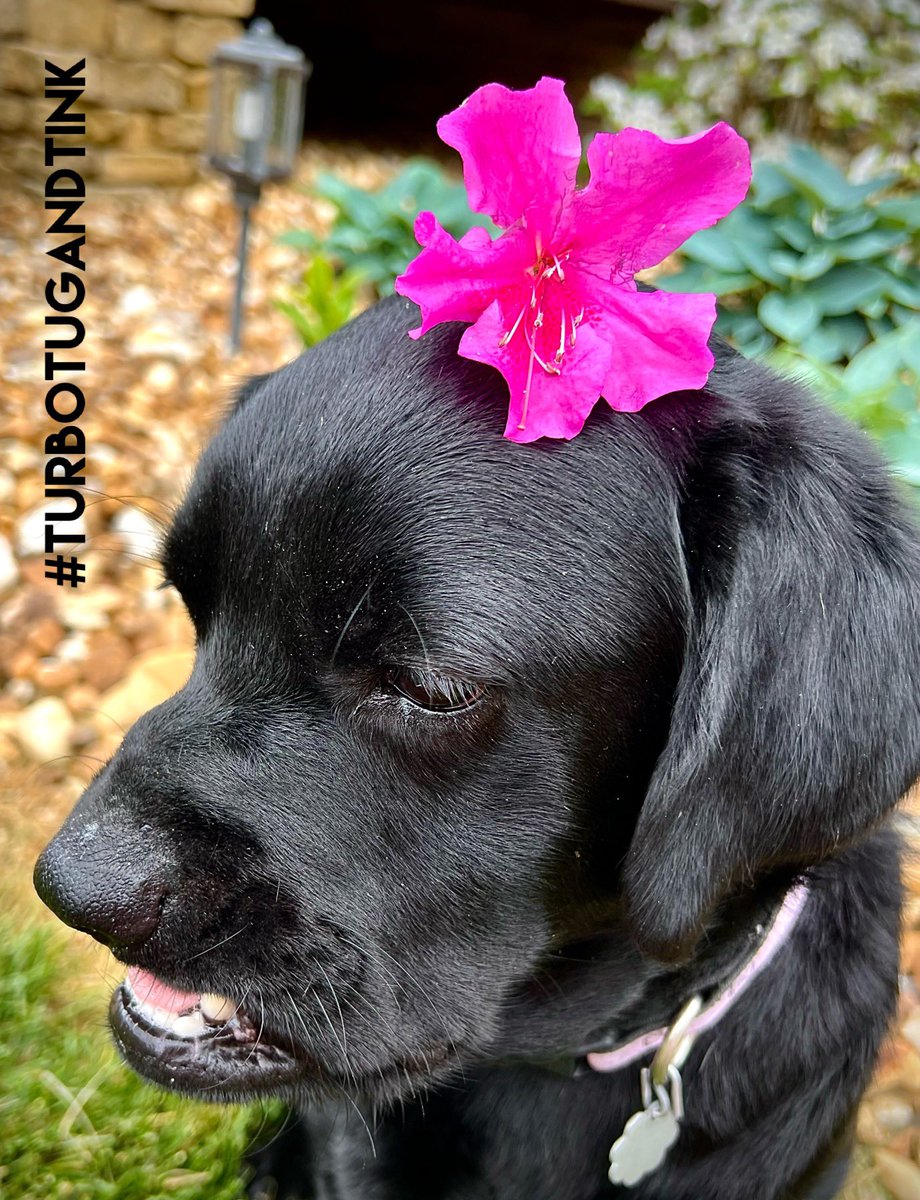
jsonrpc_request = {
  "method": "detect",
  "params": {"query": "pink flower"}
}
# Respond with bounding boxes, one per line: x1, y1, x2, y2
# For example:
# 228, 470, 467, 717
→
394, 78, 751, 442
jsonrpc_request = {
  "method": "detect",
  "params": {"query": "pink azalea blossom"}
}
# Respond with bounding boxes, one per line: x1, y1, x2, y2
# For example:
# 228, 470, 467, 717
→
394, 78, 751, 442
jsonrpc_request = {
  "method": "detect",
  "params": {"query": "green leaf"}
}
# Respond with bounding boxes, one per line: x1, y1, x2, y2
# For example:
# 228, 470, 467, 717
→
821, 209, 878, 239
886, 269, 920, 308
887, 381, 920, 414
723, 205, 783, 249
875, 197, 920, 230
715, 311, 765, 346
315, 173, 385, 232
735, 239, 786, 284
276, 229, 318, 250
892, 304, 918, 327
659, 264, 756, 295
681, 227, 747, 271
860, 296, 889, 320
752, 161, 795, 207
779, 145, 897, 211
757, 291, 822, 342
798, 322, 849, 364
741, 329, 777, 358
881, 425, 920, 487
867, 315, 895, 340
806, 264, 889, 316
822, 313, 870, 360
274, 252, 364, 347
899, 320, 920, 376
831, 228, 906, 261
382, 158, 443, 207
842, 330, 906, 393
768, 247, 835, 281
773, 216, 815, 252
326, 226, 372, 253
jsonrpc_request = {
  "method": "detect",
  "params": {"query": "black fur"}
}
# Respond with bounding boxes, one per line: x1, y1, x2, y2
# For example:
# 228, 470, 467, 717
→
35, 295, 920, 1199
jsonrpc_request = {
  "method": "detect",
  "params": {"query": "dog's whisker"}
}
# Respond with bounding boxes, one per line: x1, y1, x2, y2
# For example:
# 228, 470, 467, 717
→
241, 988, 267, 1068
183, 924, 248, 962
331, 578, 376, 665
314, 990, 350, 1067
246, 1100, 297, 1159
338, 1087, 378, 1159
336, 933, 408, 1013
316, 961, 349, 1059
398, 602, 433, 676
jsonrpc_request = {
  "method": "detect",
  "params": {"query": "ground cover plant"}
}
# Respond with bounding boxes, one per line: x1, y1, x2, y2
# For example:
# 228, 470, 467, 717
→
657, 144, 920, 486
279, 158, 493, 300
274, 159, 497, 348
0, 914, 281, 1200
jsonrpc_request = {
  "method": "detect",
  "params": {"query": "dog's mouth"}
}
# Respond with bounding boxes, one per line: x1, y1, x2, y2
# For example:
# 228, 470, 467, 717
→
110, 967, 308, 1099
111, 967, 458, 1102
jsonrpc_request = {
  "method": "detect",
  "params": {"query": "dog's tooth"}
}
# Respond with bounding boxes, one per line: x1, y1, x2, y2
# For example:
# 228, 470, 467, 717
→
143, 1003, 178, 1028
200, 993, 237, 1024
170, 1010, 207, 1038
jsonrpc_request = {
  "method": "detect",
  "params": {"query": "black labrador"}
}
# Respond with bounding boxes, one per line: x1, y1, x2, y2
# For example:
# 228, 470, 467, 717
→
35, 295, 920, 1200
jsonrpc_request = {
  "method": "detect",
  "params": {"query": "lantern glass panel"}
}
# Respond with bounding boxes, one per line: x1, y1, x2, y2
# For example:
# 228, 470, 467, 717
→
265, 68, 306, 177
208, 59, 267, 176
208, 60, 305, 183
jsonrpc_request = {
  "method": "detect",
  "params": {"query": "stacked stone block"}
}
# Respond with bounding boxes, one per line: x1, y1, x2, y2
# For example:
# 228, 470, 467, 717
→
0, 0, 255, 185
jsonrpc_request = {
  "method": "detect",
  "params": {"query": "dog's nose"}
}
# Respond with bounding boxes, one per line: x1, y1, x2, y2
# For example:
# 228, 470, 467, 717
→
34, 820, 167, 952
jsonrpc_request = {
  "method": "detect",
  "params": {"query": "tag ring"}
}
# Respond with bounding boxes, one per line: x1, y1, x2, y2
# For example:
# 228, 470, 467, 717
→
649, 994, 703, 1089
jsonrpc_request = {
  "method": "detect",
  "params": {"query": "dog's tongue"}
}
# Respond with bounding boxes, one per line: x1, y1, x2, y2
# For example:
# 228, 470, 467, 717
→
127, 966, 200, 1014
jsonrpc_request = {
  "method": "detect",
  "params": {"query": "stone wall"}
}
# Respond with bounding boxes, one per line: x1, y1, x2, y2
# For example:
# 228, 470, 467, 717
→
0, 0, 255, 185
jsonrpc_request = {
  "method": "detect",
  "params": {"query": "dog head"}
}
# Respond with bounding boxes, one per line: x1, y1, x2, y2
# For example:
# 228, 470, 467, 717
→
35, 296, 920, 1103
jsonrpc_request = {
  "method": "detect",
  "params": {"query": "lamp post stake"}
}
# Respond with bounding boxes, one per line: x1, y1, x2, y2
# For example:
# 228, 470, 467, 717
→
206, 20, 310, 353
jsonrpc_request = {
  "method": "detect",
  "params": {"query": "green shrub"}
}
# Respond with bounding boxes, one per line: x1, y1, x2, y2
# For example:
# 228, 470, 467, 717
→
274, 253, 365, 348
279, 158, 493, 299
0, 915, 280, 1200
586, 0, 920, 182
658, 145, 920, 483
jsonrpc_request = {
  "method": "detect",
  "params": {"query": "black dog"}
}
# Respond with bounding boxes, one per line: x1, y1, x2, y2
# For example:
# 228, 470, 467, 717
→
35, 295, 920, 1200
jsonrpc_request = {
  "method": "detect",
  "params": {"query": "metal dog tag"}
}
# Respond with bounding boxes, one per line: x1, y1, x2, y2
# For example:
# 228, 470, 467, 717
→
607, 1065, 683, 1187
606, 995, 700, 1188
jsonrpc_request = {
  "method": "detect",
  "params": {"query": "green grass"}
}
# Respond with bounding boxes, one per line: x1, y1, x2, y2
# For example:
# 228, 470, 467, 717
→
0, 915, 282, 1199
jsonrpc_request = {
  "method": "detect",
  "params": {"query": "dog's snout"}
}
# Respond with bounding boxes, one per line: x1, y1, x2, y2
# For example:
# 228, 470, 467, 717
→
34, 821, 167, 953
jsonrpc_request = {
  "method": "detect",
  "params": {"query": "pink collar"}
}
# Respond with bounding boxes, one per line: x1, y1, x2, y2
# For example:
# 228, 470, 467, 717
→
586, 881, 810, 1075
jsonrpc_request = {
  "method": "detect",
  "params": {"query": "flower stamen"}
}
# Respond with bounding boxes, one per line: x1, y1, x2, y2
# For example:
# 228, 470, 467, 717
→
556, 311, 567, 364
525, 326, 561, 377
504, 252, 583, 429
499, 304, 527, 348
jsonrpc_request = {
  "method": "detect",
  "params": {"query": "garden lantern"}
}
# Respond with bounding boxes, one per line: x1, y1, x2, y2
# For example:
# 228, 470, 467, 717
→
207, 18, 310, 351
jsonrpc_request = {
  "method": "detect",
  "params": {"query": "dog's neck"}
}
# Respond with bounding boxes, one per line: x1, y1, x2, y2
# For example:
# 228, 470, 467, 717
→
487, 872, 801, 1074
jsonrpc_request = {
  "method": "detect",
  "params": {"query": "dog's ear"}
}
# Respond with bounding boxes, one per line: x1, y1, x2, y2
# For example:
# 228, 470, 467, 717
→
623, 385, 920, 963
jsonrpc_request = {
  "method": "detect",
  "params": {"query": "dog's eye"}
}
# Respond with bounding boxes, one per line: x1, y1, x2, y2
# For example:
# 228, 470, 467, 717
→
387, 667, 485, 713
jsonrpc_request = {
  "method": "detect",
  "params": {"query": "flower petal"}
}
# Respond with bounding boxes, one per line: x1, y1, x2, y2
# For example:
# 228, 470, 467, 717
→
582, 279, 718, 412
437, 77, 581, 243
394, 212, 531, 338
458, 299, 612, 443
571, 123, 751, 278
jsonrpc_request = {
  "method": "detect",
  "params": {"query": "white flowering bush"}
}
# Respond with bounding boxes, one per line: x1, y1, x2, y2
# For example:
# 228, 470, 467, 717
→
587, 0, 920, 181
